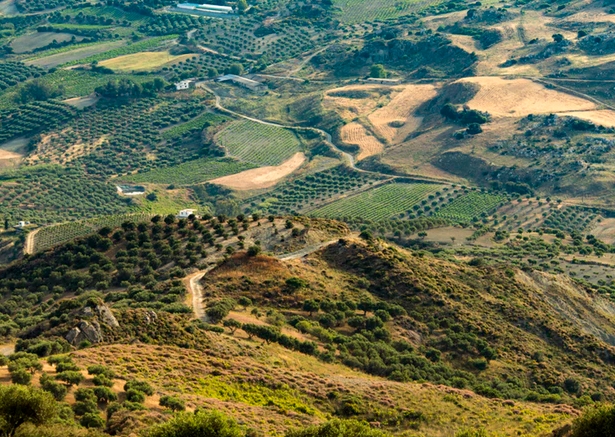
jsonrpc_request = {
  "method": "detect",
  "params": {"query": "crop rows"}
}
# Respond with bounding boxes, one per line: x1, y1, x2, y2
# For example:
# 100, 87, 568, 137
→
163, 53, 238, 80
31, 96, 209, 177
61, 35, 177, 67
435, 192, 506, 222
310, 183, 442, 221
0, 167, 130, 224
245, 165, 385, 215
0, 62, 46, 91
216, 120, 302, 166
0, 100, 76, 144
332, 0, 434, 23
31, 212, 155, 253
161, 112, 228, 140
543, 207, 597, 234
121, 158, 256, 186
193, 15, 319, 63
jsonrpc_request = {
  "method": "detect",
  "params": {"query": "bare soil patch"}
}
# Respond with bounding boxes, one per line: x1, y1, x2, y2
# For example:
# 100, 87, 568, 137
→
456, 76, 596, 117
590, 218, 615, 244
64, 95, 99, 109
340, 122, 384, 160
367, 84, 437, 144
210, 152, 305, 190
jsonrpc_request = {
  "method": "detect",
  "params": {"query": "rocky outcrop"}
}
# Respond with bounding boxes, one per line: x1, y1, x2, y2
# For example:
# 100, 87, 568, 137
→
97, 305, 119, 328
66, 304, 119, 346
66, 321, 103, 346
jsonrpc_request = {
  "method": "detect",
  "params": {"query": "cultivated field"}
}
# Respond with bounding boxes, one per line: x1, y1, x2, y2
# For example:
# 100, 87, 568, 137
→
435, 192, 505, 222
456, 77, 597, 117
340, 122, 384, 160
210, 152, 306, 190
122, 158, 256, 186
24, 40, 127, 68
99, 51, 194, 72
310, 182, 443, 221
11, 32, 83, 54
216, 120, 303, 166
367, 84, 437, 144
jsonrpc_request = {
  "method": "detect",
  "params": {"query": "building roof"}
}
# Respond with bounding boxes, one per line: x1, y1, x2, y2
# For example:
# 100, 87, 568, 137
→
364, 77, 401, 83
177, 3, 233, 11
216, 74, 260, 86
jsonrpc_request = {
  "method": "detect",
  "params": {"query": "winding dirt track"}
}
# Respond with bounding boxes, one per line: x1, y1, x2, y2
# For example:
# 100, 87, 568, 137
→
184, 239, 342, 319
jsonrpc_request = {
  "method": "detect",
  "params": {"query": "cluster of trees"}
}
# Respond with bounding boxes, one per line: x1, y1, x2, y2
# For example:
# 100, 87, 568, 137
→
94, 78, 166, 98
14, 80, 63, 104
440, 103, 491, 135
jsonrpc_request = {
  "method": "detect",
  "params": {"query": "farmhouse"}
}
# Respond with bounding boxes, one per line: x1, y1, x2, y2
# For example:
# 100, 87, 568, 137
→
216, 74, 262, 91
176, 2, 234, 14
174, 79, 194, 90
177, 209, 197, 219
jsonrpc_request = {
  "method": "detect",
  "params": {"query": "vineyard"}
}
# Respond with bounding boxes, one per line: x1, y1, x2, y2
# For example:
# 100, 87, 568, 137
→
245, 165, 386, 215
435, 192, 507, 223
29, 212, 156, 253
216, 120, 303, 166
332, 0, 439, 23
310, 183, 443, 221
161, 112, 228, 140
121, 158, 256, 186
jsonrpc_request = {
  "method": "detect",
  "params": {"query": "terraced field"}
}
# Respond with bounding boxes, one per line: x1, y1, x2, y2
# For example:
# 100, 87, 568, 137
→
216, 120, 303, 166
310, 182, 443, 221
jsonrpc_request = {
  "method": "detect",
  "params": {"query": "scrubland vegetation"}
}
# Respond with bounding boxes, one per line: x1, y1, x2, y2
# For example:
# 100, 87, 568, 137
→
3, 0, 615, 435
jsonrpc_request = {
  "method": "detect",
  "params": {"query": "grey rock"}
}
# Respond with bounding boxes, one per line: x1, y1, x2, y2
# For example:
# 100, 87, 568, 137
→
96, 305, 119, 328
66, 321, 103, 346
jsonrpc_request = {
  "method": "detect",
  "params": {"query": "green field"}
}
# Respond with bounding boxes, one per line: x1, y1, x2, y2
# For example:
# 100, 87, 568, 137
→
31, 212, 155, 253
310, 183, 442, 221
120, 158, 256, 186
61, 35, 177, 66
216, 120, 302, 166
435, 192, 506, 222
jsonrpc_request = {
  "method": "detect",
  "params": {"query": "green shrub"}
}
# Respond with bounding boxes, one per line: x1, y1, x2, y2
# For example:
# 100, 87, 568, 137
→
126, 389, 146, 403
571, 404, 615, 437
145, 411, 243, 437
124, 380, 154, 396
159, 395, 186, 411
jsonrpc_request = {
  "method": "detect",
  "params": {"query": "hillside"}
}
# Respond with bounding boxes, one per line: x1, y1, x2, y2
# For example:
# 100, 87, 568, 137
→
4, 0, 615, 435
3, 216, 615, 434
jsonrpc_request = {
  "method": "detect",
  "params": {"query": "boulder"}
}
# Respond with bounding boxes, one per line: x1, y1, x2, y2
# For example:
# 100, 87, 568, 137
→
65, 321, 103, 346
96, 305, 119, 328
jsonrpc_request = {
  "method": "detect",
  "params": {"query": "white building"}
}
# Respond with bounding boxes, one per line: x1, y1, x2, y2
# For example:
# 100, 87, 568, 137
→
176, 3, 234, 14
175, 79, 194, 91
177, 209, 197, 219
